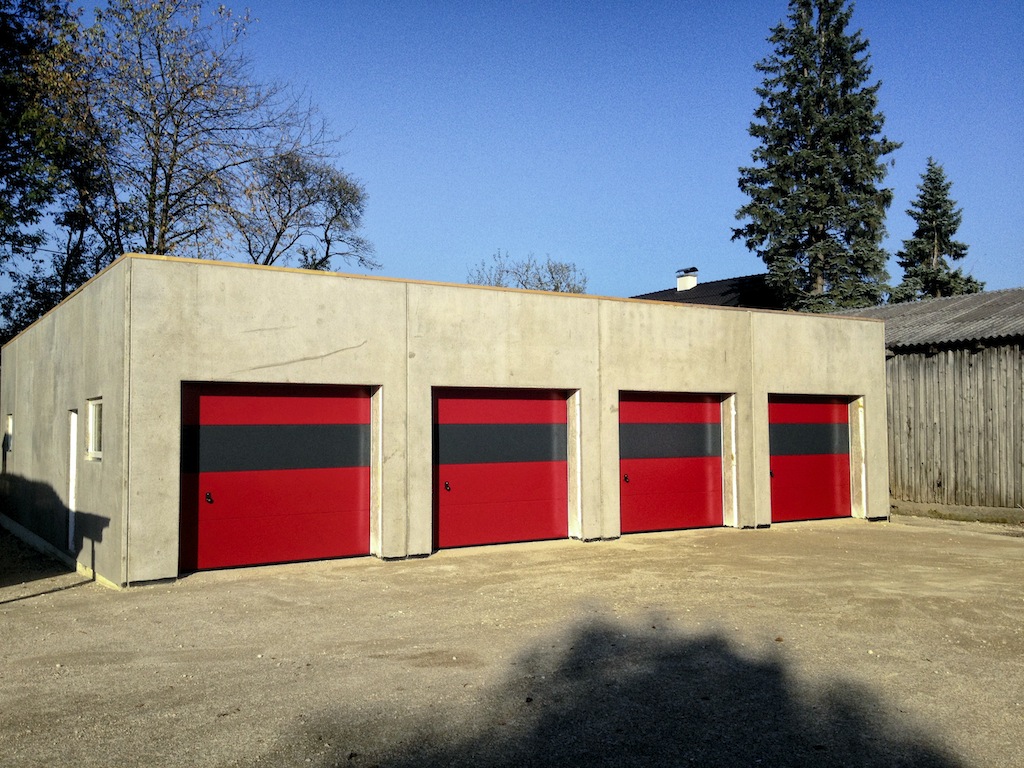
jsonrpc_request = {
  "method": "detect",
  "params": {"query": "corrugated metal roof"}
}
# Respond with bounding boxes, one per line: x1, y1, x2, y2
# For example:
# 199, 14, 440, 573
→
841, 288, 1024, 349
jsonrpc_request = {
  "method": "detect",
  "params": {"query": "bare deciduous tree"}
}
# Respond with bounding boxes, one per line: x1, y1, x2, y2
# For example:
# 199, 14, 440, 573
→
2, 0, 378, 340
467, 250, 587, 293
85, 0, 357, 261
224, 149, 378, 270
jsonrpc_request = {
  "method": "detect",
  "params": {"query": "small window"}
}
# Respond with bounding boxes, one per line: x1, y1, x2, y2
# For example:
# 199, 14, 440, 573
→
3, 414, 11, 453
86, 399, 103, 460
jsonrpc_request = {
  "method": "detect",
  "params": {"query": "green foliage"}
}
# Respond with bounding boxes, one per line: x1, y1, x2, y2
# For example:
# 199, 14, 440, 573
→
733, 0, 899, 312
468, 251, 588, 293
0, 0, 92, 260
1, 0, 376, 342
0, 0, 108, 342
890, 158, 982, 302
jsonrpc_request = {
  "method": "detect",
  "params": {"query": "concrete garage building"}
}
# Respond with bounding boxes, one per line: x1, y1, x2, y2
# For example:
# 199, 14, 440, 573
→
0, 254, 888, 586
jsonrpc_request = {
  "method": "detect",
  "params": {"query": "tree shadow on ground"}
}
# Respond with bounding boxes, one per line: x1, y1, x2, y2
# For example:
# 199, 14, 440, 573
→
0, 522, 70, 590
266, 620, 963, 768
0, 475, 109, 596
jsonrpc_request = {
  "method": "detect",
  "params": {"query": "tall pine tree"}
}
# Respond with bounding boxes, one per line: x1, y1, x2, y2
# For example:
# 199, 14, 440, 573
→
891, 158, 982, 302
733, 0, 899, 311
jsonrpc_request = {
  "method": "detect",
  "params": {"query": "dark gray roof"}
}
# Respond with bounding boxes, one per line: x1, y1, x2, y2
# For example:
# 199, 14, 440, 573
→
632, 274, 786, 310
841, 288, 1024, 349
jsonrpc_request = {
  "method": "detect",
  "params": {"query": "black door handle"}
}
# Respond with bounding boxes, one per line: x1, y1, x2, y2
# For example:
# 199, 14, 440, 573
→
444, 481, 451, 492
205, 492, 214, 504
623, 474, 629, 483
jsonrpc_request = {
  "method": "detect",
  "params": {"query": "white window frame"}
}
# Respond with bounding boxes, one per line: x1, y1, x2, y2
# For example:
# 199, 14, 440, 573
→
86, 398, 103, 460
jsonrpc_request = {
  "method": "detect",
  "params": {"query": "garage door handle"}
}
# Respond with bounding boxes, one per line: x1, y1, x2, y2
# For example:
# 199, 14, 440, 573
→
623, 474, 629, 483
444, 481, 451, 492
205, 492, 214, 504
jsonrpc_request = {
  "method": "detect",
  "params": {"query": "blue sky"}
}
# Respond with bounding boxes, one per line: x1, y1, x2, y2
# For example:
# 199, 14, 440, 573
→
241, 1, 1022, 298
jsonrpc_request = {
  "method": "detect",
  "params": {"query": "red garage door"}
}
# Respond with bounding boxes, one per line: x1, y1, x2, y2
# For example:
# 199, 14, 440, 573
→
769, 395, 851, 523
434, 388, 568, 549
619, 393, 723, 533
179, 383, 371, 571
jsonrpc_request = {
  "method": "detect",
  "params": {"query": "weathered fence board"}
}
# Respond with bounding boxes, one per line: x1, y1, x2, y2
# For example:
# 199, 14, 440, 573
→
886, 343, 1023, 508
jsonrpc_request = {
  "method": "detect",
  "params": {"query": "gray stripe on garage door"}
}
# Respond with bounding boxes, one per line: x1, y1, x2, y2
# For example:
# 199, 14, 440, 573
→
619, 423, 722, 459
769, 423, 850, 456
182, 424, 370, 472
436, 423, 567, 465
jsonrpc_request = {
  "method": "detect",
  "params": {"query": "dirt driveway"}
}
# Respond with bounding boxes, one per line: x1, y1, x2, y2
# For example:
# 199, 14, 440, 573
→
2, 516, 1022, 767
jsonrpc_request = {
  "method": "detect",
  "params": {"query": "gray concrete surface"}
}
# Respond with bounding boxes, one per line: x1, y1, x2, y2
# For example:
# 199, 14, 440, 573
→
1, 254, 888, 584
2, 516, 1022, 767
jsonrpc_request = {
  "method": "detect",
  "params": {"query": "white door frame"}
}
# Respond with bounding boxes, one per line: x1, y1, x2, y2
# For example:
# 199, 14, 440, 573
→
68, 409, 78, 552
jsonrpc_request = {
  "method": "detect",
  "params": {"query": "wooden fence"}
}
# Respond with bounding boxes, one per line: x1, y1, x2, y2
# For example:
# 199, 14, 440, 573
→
886, 341, 1023, 508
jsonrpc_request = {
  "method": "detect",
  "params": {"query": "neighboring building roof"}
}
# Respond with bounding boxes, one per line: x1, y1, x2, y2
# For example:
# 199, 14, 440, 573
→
841, 287, 1024, 350
632, 273, 786, 310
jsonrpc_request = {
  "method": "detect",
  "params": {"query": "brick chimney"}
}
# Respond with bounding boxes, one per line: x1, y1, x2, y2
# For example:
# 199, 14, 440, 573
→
676, 267, 698, 292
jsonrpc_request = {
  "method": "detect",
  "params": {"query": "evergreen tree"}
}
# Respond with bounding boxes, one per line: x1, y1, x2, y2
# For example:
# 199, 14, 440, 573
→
733, 0, 900, 311
891, 158, 982, 302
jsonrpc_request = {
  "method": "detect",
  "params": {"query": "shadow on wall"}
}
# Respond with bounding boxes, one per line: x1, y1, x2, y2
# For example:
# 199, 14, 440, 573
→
0, 474, 109, 588
260, 621, 963, 768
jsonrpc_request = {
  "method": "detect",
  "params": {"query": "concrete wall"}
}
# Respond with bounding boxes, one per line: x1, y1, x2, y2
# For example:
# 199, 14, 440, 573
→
0, 264, 129, 585
125, 256, 411, 580
1, 255, 889, 585
751, 312, 889, 526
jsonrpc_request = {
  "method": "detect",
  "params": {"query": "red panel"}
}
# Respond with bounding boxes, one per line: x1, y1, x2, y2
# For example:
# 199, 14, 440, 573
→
180, 383, 371, 573
184, 384, 371, 426
770, 454, 851, 522
435, 461, 568, 548
768, 397, 848, 424
768, 396, 852, 522
185, 468, 369, 569
619, 394, 721, 424
618, 394, 723, 533
434, 389, 569, 549
620, 457, 723, 532
436, 389, 566, 424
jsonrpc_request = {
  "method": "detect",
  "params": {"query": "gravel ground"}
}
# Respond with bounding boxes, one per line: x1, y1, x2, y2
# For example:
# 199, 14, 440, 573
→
1, 515, 1022, 767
